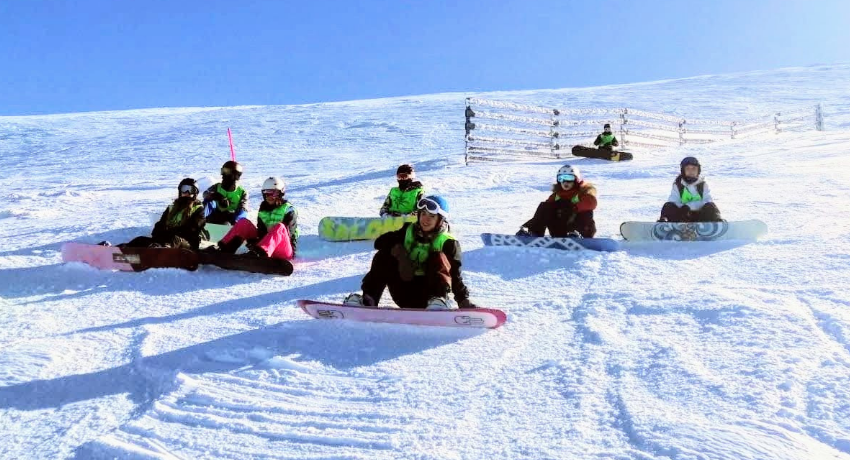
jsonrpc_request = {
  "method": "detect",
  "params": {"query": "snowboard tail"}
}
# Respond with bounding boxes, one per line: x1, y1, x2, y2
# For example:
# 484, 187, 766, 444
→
571, 145, 633, 162
481, 233, 620, 252
198, 251, 293, 275
61, 243, 199, 271
297, 300, 506, 329
318, 215, 417, 242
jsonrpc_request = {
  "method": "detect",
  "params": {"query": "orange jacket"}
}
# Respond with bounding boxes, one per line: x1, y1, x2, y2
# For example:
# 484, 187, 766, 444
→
546, 181, 597, 213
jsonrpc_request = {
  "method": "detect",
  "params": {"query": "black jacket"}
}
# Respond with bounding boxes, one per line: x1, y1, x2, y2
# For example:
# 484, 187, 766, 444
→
374, 222, 470, 303
151, 199, 206, 249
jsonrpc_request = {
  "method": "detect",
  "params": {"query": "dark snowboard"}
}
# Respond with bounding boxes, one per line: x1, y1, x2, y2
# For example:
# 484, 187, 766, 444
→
198, 251, 294, 276
572, 145, 633, 162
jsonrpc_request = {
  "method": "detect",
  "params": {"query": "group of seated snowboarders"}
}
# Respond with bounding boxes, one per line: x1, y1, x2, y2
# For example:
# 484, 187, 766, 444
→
101, 147, 722, 312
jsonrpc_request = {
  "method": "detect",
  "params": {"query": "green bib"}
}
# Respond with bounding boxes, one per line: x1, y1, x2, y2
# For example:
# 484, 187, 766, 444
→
166, 203, 203, 229
258, 203, 298, 237
388, 186, 423, 214
598, 133, 616, 146
403, 224, 454, 276
680, 187, 702, 204
215, 184, 245, 213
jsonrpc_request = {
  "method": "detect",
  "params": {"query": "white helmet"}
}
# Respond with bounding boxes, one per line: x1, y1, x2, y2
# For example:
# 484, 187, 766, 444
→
262, 176, 285, 192
556, 164, 582, 183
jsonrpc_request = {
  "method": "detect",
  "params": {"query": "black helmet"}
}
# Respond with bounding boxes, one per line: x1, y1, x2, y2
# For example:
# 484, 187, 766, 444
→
177, 177, 199, 196
680, 156, 701, 175
603, 123, 611, 129
221, 160, 243, 180
396, 163, 414, 176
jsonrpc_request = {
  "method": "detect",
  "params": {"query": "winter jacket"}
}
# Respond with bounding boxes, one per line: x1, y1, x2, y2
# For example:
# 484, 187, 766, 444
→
203, 183, 249, 214
151, 199, 206, 249
547, 181, 598, 213
374, 222, 470, 303
256, 199, 298, 254
594, 133, 619, 147
380, 181, 424, 216
666, 175, 713, 211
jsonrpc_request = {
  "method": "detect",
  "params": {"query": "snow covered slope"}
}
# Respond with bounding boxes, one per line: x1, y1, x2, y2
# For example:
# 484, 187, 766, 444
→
1, 64, 850, 459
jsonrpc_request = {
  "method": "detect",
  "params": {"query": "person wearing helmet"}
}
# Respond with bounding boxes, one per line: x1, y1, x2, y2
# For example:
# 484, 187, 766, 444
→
207, 176, 298, 260
517, 164, 597, 238
344, 195, 477, 310
379, 164, 425, 217
659, 157, 723, 222
203, 160, 249, 225
102, 178, 206, 249
593, 123, 619, 148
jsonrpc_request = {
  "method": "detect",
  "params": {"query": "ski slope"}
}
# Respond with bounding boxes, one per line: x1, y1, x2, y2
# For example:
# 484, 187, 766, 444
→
2, 64, 850, 459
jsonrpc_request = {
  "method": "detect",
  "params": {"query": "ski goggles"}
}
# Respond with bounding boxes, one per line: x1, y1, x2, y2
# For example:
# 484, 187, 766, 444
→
179, 184, 198, 194
262, 189, 281, 197
557, 173, 576, 183
221, 167, 242, 179
416, 197, 448, 217
396, 173, 412, 180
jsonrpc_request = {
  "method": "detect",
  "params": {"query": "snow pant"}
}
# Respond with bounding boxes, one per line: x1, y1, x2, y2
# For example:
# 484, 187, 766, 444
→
660, 202, 723, 222
361, 249, 452, 309
122, 235, 192, 250
523, 201, 596, 238
204, 201, 248, 225
219, 219, 294, 260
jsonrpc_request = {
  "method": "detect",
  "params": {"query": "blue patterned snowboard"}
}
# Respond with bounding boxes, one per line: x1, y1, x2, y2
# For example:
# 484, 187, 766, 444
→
481, 233, 620, 252
619, 220, 768, 242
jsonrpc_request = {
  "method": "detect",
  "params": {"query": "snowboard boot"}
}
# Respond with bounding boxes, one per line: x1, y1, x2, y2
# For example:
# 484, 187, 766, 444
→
217, 237, 243, 254
343, 293, 376, 307
426, 297, 457, 311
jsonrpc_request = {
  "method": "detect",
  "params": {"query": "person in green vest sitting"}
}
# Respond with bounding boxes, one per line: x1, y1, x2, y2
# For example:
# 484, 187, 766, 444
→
100, 178, 206, 249
344, 195, 477, 310
379, 163, 424, 217
593, 123, 619, 149
207, 177, 298, 260
659, 156, 723, 222
203, 160, 249, 224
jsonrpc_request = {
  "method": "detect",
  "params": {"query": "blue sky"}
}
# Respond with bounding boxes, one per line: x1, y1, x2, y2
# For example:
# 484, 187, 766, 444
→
1, 0, 848, 116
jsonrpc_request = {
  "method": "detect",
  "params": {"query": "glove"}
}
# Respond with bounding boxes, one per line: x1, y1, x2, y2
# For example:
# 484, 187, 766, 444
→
390, 243, 415, 282
458, 298, 477, 309
210, 192, 230, 208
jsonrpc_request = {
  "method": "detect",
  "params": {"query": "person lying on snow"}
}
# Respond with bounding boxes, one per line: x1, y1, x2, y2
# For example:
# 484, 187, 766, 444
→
658, 156, 723, 223
517, 164, 597, 238
203, 160, 249, 225
100, 178, 206, 249
379, 163, 425, 217
206, 176, 298, 260
344, 195, 477, 310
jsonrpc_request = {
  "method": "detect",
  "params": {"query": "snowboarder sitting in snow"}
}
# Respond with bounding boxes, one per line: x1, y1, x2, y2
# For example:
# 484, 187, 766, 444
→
203, 160, 249, 225
517, 164, 597, 238
101, 178, 206, 250
379, 163, 425, 217
594, 123, 619, 149
659, 156, 723, 223
206, 177, 298, 260
345, 195, 477, 310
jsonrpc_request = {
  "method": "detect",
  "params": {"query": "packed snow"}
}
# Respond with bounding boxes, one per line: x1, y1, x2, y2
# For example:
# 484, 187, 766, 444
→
2, 64, 850, 459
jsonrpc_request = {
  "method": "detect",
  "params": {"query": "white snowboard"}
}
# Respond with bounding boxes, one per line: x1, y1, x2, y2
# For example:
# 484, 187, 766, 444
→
620, 220, 768, 242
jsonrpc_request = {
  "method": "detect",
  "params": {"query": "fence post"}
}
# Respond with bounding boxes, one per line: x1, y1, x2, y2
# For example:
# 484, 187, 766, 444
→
464, 98, 474, 165
619, 109, 628, 148
551, 108, 560, 158
815, 103, 824, 131
774, 112, 781, 134
730, 121, 736, 139
678, 119, 686, 146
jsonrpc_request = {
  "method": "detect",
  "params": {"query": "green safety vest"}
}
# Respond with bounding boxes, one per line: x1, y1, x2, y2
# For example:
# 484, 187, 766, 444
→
215, 184, 246, 213
677, 182, 705, 205
554, 194, 581, 204
166, 203, 203, 229
387, 186, 423, 214
403, 224, 454, 276
598, 133, 616, 147
258, 203, 298, 237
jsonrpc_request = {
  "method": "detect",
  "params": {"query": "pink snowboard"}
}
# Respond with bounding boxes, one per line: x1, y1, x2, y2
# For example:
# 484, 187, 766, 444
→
61, 242, 199, 272
297, 300, 507, 329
